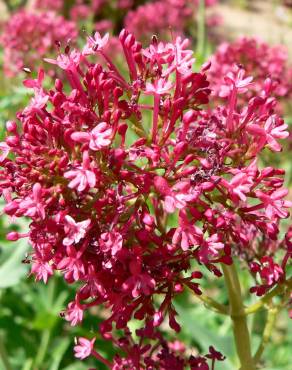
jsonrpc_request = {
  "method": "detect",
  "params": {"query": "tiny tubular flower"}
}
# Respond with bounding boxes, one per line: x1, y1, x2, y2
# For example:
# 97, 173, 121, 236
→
83, 32, 109, 55
74, 337, 96, 360
71, 122, 112, 151
63, 216, 91, 246
255, 188, 292, 219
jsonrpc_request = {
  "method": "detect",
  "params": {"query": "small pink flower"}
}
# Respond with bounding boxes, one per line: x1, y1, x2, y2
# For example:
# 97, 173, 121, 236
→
65, 300, 84, 326
154, 176, 198, 214
255, 188, 292, 219
64, 168, 96, 192
45, 50, 81, 71
71, 122, 112, 151
172, 211, 203, 251
74, 337, 96, 360
122, 259, 155, 298
57, 245, 86, 281
199, 234, 225, 262
63, 216, 91, 246
99, 230, 123, 255
165, 183, 198, 213
122, 273, 155, 298
224, 68, 253, 93
264, 116, 289, 151
144, 78, 173, 95
247, 115, 289, 152
23, 90, 49, 116
64, 151, 96, 192
83, 32, 109, 55
259, 257, 283, 286
31, 261, 53, 284
228, 172, 254, 201
19, 183, 45, 219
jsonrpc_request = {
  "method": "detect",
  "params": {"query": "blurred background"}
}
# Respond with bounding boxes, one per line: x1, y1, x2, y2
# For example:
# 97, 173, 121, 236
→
0, 1, 291, 369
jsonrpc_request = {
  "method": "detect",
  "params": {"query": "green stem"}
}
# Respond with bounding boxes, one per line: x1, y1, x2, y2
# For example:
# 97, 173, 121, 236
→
245, 277, 292, 315
195, 293, 229, 315
34, 278, 56, 368
0, 334, 12, 370
253, 306, 278, 364
222, 264, 256, 370
34, 330, 51, 368
196, 0, 206, 58
22, 359, 33, 370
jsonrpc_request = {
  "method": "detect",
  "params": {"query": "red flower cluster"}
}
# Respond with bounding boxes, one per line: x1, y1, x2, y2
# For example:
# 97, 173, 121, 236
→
0, 9, 77, 76
32, 0, 63, 11
74, 335, 225, 369
124, 0, 195, 40
124, 0, 220, 41
208, 37, 292, 107
1, 30, 291, 367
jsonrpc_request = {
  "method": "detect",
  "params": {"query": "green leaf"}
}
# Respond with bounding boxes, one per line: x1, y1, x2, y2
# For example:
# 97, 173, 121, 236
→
48, 338, 71, 370
175, 303, 235, 370
0, 241, 29, 288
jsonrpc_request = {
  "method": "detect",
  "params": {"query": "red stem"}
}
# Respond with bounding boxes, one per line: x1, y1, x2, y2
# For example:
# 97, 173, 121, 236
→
92, 350, 112, 368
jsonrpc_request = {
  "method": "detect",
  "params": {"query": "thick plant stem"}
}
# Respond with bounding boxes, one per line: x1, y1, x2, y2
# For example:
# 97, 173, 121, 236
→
222, 264, 256, 370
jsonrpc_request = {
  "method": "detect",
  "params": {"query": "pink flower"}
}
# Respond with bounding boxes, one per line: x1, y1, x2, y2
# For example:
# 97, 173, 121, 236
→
99, 231, 123, 255
19, 183, 45, 219
2, 29, 291, 365
23, 90, 49, 116
0, 10, 77, 76
64, 151, 96, 192
74, 337, 96, 360
223, 69, 253, 96
57, 245, 86, 281
31, 261, 53, 284
71, 122, 112, 151
164, 183, 198, 213
83, 32, 109, 55
64, 168, 96, 192
228, 172, 254, 201
247, 115, 289, 152
63, 216, 91, 246
122, 258, 155, 298
255, 189, 292, 219
172, 211, 203, 251
122, 272, 156, 298
45, 50, 82, 72
250, 257, 284, 296
259, 257, 283, 286
199, 234, 225, 262
145, 78, 173, 95
154, 176, 199, 213
65, 300, 84, 326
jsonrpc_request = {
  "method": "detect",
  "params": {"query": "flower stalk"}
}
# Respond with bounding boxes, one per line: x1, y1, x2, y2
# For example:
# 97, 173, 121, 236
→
253, 306, 279, 364
245, 277, 292, 315
222, 264, 256, 370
